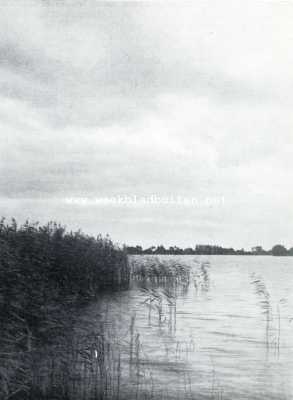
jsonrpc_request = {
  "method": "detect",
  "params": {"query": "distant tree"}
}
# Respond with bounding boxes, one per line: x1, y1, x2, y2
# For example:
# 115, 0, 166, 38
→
236, 248, 246, 255
144, 246, 156, 254
167, 246, 174, 254
126, 243, 268, 256
173, 246, 183, 255
154, 245, 167, 254
168, 246, 183, 255
271, 244, 288, 256
183, 247, 194, 255
252, 246, 265, 255
288, 247, 293, 256
195, 245, 209, 254
126, 246, 143, 254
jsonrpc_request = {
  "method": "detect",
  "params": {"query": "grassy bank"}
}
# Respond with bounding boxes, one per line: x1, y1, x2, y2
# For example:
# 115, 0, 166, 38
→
0, 218, 129, 399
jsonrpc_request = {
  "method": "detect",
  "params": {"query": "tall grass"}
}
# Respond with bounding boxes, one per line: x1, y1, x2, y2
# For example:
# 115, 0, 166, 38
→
130, 256, 191, 293
0, 218, 129, 400
250, 272, 285, 358
251, 273, 272, 353
1, 232, 224, 400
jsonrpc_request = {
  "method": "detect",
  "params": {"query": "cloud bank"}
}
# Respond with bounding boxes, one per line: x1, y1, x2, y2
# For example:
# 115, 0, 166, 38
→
0, 1, 292, 248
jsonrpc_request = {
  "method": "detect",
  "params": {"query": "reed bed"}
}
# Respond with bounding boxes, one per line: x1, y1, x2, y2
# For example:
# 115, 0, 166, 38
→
1, 229, 217, 400
130, 256, 191, 293
0, 218, 130, 400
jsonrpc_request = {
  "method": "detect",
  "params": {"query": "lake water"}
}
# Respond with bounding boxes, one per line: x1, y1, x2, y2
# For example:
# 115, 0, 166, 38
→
75, 255, 293, 400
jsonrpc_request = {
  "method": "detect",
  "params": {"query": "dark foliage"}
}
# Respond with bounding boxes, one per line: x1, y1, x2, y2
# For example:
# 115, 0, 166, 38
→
126, 244, 247, 255
126, 243, 292, 256
0, 218, 129, 399
271, 244, 288, 256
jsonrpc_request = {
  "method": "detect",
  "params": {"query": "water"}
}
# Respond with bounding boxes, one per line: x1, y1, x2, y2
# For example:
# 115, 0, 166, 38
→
87, 255, 293, 400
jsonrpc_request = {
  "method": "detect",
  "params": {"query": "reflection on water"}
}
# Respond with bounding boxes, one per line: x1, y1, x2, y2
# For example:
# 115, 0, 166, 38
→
37, 255, 293, 399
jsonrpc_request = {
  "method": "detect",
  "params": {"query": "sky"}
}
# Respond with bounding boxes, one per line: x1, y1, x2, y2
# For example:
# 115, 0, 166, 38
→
0, 0, 293, 250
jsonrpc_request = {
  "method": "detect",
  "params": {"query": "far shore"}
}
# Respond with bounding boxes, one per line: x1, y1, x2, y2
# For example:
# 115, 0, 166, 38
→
126, 244, 293, 257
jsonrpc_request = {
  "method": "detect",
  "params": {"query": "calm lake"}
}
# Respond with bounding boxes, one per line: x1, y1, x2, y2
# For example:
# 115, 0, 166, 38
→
72, 255, 293, 400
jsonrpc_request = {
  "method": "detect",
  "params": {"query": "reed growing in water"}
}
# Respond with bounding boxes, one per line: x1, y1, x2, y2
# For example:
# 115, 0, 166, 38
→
1, 226, 218, 400
0, 218, 130, 400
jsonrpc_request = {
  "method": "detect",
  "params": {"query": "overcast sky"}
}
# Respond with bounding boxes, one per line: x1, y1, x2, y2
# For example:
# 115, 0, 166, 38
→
0, 1, 293, 249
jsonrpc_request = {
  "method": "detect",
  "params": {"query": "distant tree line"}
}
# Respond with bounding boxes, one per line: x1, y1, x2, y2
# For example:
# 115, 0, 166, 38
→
126, 244, 293, 256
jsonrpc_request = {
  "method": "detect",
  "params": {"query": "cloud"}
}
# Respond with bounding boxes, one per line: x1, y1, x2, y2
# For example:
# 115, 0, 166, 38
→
0, 1, 292, 248
2, 1, 289, 128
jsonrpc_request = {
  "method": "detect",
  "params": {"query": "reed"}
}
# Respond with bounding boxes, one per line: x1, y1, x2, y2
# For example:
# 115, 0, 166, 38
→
0, 218, 130, 400
250, 272, 285, 359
